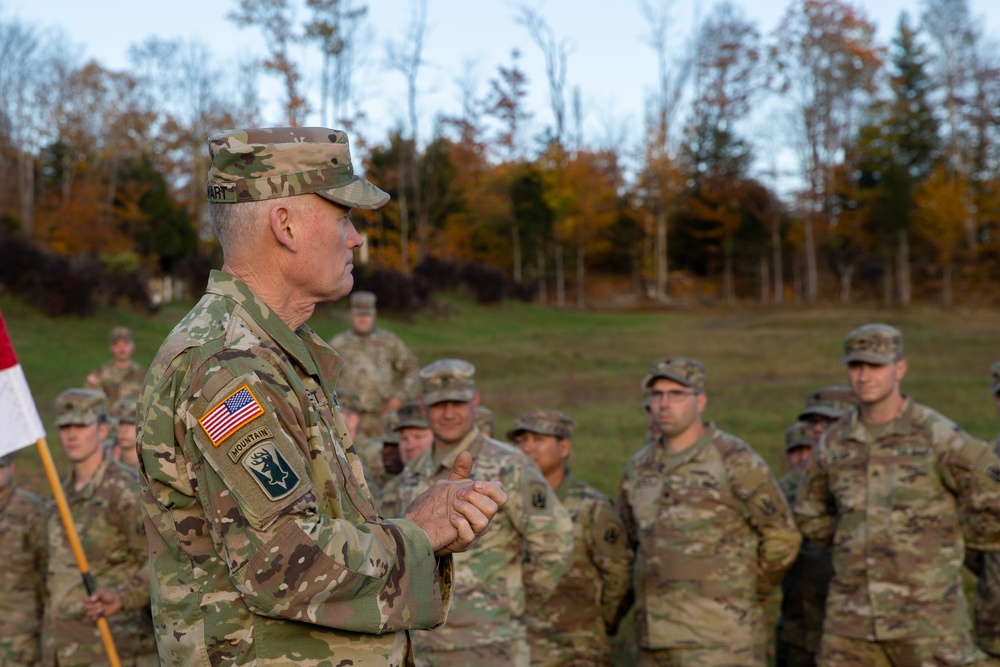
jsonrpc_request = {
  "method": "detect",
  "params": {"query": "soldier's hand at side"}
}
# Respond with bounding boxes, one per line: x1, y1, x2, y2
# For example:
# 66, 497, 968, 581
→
83, 588, 123, 622
403, 451, 507, 556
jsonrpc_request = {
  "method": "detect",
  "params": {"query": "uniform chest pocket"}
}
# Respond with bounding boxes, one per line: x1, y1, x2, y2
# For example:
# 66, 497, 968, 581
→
629, 476, 664, 533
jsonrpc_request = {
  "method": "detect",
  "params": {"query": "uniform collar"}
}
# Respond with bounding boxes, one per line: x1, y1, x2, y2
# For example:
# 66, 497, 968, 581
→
844, 395, 914, 442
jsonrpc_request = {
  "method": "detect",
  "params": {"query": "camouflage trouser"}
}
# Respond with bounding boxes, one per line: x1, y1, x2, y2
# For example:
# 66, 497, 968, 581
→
414, 639, 530, 667
638, 644, 765, 667
818, 633, 1000, 667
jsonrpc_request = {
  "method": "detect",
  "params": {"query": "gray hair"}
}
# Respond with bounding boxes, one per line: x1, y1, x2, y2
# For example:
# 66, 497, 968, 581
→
208, 200, 271, 252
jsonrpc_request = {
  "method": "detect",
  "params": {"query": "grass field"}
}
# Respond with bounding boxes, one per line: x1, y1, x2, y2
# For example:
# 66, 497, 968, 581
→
4, 290, 1000, 498
4, 289, 998, 664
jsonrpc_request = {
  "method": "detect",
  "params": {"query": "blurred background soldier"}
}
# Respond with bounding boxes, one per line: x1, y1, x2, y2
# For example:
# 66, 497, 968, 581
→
972, 361, 1000, 658
336, 389, 385, 494
509, 408, 632, 667
107, 395, 140, 470
618, 357, 800, 666
393, 359, 573, 666
0, 453, 50, 667
44, 389, 155, 667
775, 386, 853, 667
84, 326, 146, 403
380, 400, 432, 515
475, 405, 495, 438
329, 291, 419, 438
796, 324, 1000, 665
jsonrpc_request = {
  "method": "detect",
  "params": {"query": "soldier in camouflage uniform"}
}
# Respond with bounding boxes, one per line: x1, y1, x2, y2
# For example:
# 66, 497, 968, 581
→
508, 409, 632, 667
475, 405, 495, 438
0, 453, 50, 667
391, 359, 574, 667
795, 324, 1000, 665
380, 401, 431, 516
336, 388, 387, 497
45, 389, 156, 667
107, 395, 139, 470
138, 127, 506, 667
972, 362, 1000, 657
329, 291, 420, 438
84, 326, 146, 403
617, 357, 801, 667
776, 387, 854, 667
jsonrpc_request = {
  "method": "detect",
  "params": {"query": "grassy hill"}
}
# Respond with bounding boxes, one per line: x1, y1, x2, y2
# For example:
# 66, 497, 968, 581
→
5, 290, 1000, 498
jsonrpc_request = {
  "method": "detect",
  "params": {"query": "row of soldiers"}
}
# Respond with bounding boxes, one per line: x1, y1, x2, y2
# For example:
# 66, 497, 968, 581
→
334, 305, 1000, 666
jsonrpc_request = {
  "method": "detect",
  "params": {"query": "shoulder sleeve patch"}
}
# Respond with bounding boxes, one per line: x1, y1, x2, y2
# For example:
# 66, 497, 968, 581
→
199, 385, 265, 446
529, 481, 549, 513
242, 441, 301, 500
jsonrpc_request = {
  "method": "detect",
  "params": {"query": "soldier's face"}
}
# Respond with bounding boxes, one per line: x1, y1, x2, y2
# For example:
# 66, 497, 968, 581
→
293, 196, 364, 303
351, 312, 375, 334
58, 422, 107, 465
514, 432, 569, 478
648, 378, 706, 441
382, 443, 404, 475
847, 360, 906, 407
786, 445, 813, 471
399, 427, 433, 463
110, 338, 134, 363
803, 415, 835, 447
423, 395, 479, 448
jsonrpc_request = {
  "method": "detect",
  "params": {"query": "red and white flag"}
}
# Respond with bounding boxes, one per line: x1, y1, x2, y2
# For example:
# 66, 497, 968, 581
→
0, 310, 46, 456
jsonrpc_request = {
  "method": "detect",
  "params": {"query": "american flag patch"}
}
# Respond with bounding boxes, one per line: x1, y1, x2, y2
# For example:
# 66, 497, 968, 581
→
199, 386, 264, 446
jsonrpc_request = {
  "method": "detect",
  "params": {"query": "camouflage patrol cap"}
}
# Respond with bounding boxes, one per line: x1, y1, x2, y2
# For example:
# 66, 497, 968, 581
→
206, 127, 390, 210
507, 409, 575, 442
798, 385, 856, 421
395, 400, 428, 430
990, 362, 1000, 396
55, 388, 106, 427
381, 411, 401, 445
109, 326, 133, 343
336, 389, 361, 414
107, 396, 138, 424
419, 359, 476, 406
841, 323, 903, 365
349, 291, 377, 314
641, 357, 706, 393
785, 422, 811, 452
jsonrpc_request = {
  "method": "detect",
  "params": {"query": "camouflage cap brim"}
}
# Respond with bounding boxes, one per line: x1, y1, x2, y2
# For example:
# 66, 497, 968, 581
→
316, 177, 390, 211
55, 413, 100, 427
422, 388, 475, 406
839, 350, 894, 365
797, 406, 844, 421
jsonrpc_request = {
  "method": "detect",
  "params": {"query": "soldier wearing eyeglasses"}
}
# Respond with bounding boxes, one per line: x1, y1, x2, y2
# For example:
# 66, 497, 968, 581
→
616, 357, 801, 666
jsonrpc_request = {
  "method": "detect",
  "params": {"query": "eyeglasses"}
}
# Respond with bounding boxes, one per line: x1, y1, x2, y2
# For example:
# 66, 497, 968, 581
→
650, 389, 698, 404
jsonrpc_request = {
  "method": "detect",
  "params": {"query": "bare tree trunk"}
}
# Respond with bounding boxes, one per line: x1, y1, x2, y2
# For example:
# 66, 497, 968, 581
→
942, 265, 953, 307
771, 216, 783, 305
723, 241, 734, 305
882, 256, 894, 306
655, 208, 668, 301
536, 242, 547, 305
792, 251, 803, 306
554, 239, 565, 309
897, 229, 911, 306
18, 151, 33, 236
576, 242, 585, 309
803, 216, 818, 304
512, 225, 522, 283
397, 154, 410, 274
839, 265, 854, 303
759, 250, 769, 305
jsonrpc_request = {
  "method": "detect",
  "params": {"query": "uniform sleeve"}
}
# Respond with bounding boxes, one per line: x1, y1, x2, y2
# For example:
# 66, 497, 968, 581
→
112, 480, 152, 612
391, 336, 420, 402
160, 366, 450, 634
588, 496, 634, 634
730, 452, 802, 601
940, 432, 1000, 551
507, 464, 574, 602
793, 453, 838, 549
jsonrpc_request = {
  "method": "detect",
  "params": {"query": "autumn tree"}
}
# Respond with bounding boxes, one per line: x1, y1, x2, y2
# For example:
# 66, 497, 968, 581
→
229, 0, 308, 126
913, 164, 970, 305
771, 0, 883, 303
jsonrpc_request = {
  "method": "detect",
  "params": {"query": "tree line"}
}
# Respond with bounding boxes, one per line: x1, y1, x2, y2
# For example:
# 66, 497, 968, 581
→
1, 0, 998, 310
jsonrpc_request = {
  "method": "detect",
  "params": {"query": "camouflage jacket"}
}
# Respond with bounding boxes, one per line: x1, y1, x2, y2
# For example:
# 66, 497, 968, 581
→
777, 468, 833, 653
43, 455, 154, 667
392, 428, 574, 653
138, 270, 453, 667
84, 359, 147, 403
328, 327, 419, 413
972, 435, 1000, 656
617, 423, 801, 651
795, 398, 1000, 641
525, 472, 632, 667
0, 484, 50, 667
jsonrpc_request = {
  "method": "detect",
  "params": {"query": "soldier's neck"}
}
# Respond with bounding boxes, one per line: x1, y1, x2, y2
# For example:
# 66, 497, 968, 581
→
544, 466, 566, 492
72, 451, 104, 492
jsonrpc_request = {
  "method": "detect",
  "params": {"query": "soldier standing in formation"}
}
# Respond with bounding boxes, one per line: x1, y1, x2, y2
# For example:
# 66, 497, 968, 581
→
508, 408, 632, 667
776, 386, 854, 667
329, 291, 420, 438
138, 127, 505, 666
973, 361, 1000, 658
45, 389, 156, 667
617, 357, 801, 666
83, 326, 147, 403
392, 359, 573, 666
107, 395, 140, 470
0, 453, 50, 667
795, 324, 1000, 665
